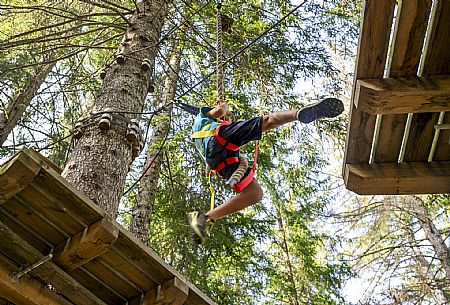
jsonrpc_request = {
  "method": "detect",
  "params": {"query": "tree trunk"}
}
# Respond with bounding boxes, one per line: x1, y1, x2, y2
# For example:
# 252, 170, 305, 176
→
405, 196, 450, 278
62, 0, 168, 218
129, 31, 183, 244
403, 217, 449, 305
1, 3, 94, 147
274, 205, 300, 305
0, 62, 56, 146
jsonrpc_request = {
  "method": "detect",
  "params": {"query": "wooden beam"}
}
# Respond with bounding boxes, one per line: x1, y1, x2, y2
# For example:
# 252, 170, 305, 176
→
355, 76, 450, 115
344, 0, 395, 165
0, 258, 73, 305
0, 149, 41, 204
53, 218, 119, 271
422, 0, 450, 75
0, 220, 107, 305
344, 161, 450, 195
131, 277, 189, 305
389, 0, 432, 77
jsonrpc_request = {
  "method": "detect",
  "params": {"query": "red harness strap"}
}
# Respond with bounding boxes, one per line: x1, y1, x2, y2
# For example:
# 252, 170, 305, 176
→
233, 143, 258, 193
214, 157, 239, 172
215, 121, 240, 151
212, 121, 259, 193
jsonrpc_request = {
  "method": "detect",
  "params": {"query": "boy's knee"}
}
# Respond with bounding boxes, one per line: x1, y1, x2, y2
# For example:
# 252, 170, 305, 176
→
253, 182, 264, 203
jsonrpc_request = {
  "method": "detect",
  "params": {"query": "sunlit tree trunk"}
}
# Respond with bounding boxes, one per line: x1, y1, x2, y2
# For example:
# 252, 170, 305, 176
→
0, 62, 55, 146
0, 3, 95, 147
401, 214, 449, 305
62, 0, 168, 218
129, 27, 183, 244
274, 205, 300, 305
405, 196, 450, 278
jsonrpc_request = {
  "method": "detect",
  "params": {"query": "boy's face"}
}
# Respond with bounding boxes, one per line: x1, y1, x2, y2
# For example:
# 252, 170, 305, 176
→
224, 111, 235, 123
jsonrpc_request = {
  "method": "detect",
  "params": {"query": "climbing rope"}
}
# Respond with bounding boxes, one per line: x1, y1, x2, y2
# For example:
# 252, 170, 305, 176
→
216, 3, 224, 101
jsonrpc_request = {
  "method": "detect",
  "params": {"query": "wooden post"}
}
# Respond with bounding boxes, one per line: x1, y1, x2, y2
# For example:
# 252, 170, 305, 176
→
130, 277, 189, 305
53, 218, 119, 271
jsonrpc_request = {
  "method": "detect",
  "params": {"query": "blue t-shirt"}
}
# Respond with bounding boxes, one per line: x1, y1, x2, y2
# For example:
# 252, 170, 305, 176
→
192, 107, 219, 161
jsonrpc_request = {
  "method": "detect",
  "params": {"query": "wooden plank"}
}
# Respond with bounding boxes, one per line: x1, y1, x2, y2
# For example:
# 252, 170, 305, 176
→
404, 112, 440, 161
344, 0, 395, 164
374, 114, 407, 162
69, 267, 126, 304
0, 258, 73, 305
354, 0, 396, 79
12, 147, 107, 226
344, 161, 450, 195
18, 183, 87, 235
27, 148, 63, 174
355, 76, 450, 114
113, 227, 175, 283
33, 170, 107, 224
0, 149, 41, 204
375, 0, 432, 163
80, 258, 140, 298
113, 226, 216, 305
390, 0, 432, 76
99, 247, 158, 290
2, 196, 67, 246
145, 278, 188, 305
0, 206, 52, 255
422, 0, 450, 75
54, 218, 119, 271
0, 220, 108, 305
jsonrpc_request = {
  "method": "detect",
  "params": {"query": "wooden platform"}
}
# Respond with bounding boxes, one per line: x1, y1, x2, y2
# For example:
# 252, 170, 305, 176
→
343, 0, 450, 195
0, 148, 216, 305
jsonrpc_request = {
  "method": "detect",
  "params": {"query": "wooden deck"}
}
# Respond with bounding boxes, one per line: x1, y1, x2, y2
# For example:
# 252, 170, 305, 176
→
343, 0, 450, 195
0, 148, 216, 305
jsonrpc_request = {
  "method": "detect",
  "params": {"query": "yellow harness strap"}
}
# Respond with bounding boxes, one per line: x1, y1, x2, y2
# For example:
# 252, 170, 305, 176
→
191, 125, 216, 140
208, 172, 215, 211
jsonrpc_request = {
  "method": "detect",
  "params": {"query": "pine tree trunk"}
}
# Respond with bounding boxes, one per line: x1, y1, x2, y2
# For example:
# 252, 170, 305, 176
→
62, 0, 168, 218
1, 3, 94, 147
403, 218, 449, 304
274, 205, 300, 305
406, 196, 450, 278
129, 33, 182, 244
0, 62, 56, 146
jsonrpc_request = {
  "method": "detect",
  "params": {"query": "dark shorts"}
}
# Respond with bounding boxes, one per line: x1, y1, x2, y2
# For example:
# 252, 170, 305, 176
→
206, 116, 262, 180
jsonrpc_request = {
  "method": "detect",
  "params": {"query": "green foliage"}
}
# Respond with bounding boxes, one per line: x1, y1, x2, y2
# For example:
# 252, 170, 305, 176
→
2, 0, 361, 303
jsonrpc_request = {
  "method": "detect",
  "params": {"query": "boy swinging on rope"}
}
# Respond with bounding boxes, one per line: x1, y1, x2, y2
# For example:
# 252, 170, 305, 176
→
189, 97, 344, 243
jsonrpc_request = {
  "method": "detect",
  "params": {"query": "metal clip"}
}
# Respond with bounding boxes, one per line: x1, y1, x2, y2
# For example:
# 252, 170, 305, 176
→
10, 254, 53, 283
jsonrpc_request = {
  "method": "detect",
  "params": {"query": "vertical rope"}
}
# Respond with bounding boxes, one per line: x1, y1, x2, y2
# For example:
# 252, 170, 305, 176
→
216, 4, 224, 101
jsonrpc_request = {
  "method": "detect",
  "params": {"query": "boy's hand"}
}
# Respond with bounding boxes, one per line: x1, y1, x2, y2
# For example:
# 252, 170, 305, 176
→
217, 98, 227, 105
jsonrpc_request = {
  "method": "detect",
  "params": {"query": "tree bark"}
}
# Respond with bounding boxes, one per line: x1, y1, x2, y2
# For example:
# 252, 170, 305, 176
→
0, 62, 56, 146
129, 31, 182, 244
0, 3, 94, 147
62, 0, 168, 218
403, 217, 449, 305
405, 196, 450, 279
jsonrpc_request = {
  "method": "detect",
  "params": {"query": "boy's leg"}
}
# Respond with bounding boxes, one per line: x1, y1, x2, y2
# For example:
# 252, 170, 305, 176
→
189, 180, 263, 243
261, 97, 344, 132
206, 179, 263, 220
261, 110, 297, 132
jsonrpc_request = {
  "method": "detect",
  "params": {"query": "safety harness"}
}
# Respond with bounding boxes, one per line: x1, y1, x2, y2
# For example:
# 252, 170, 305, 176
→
191, 121, 258, 209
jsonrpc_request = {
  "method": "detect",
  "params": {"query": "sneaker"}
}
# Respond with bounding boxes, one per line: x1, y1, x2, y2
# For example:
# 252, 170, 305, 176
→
189, 211, 214, 244
296, 98, 344, 123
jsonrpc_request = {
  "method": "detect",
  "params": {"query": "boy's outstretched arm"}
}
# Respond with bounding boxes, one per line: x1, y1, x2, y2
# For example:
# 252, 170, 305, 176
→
206, 99, 228, 119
